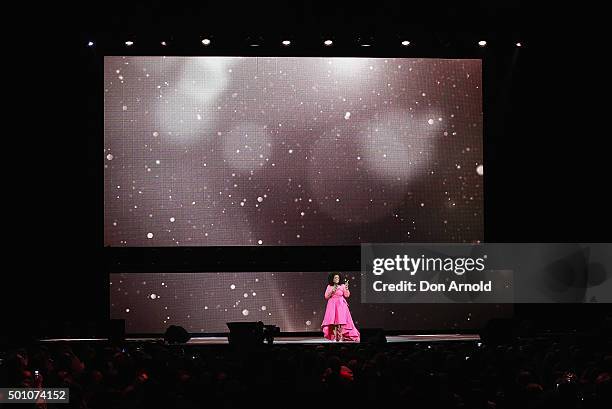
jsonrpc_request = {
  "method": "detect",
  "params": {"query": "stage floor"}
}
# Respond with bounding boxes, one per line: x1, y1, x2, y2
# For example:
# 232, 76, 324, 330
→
40, 334, 480, 344
185, 334, 480, 344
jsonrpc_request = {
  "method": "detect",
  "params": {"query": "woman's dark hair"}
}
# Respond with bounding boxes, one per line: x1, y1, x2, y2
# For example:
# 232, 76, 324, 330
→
327, 273, 343, 285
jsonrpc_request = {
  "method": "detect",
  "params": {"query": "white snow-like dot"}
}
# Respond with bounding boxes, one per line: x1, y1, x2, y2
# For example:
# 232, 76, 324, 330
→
125, 308, 130, 313
344, 112, 351, 120
170, 217, 175, 222
122, 105, 128, 111
242, 309, 249, 316
150, 294, 157, 299
476, 164, 484, 176
428, 119, 435, 125
252, 292, 256, 296
230, 284, 236, 290
243, 293, 249, 298
258, 239, 263, 245
147, 233, 154, 239
306, 320, 311, 326
261, 305, 267, 311
106, 154, 114, 161
257, 196, 263, 202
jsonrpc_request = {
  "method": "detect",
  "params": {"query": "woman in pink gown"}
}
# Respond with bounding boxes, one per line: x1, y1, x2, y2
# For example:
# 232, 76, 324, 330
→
321, 273, 360, 342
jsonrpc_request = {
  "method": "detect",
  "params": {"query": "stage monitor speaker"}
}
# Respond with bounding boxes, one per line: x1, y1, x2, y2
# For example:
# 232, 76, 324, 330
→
360, 328, 387, 344
164, 325, 191, 344
108, 319, 125, 343
480, 318, 517, 345
227, 321, 264, 345
1, 321, 36, 349
263, 325, 280, 344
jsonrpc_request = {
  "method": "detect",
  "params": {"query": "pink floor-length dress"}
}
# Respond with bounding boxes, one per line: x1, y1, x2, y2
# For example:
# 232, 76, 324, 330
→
321, 284, 360, 342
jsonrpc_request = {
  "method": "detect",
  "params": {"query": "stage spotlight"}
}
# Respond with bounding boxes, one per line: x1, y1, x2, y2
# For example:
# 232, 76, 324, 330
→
324, 39, 333, 46
263, 325, 280, 344
161, 41, 167, 46
164, 325, 191, 344
87, 41, 94, 47
401, 40, 410, 46
201, 38, 211, 46
125, 41, 134, 47
246, 36, 262, 47
227, 321, 265, 346
282, 40, 291, 46
478, 40, 487, 47
358, 37, 373, 47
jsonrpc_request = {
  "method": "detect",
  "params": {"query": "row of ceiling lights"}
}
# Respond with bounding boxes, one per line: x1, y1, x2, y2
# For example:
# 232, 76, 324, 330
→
87, 39, 523, 48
